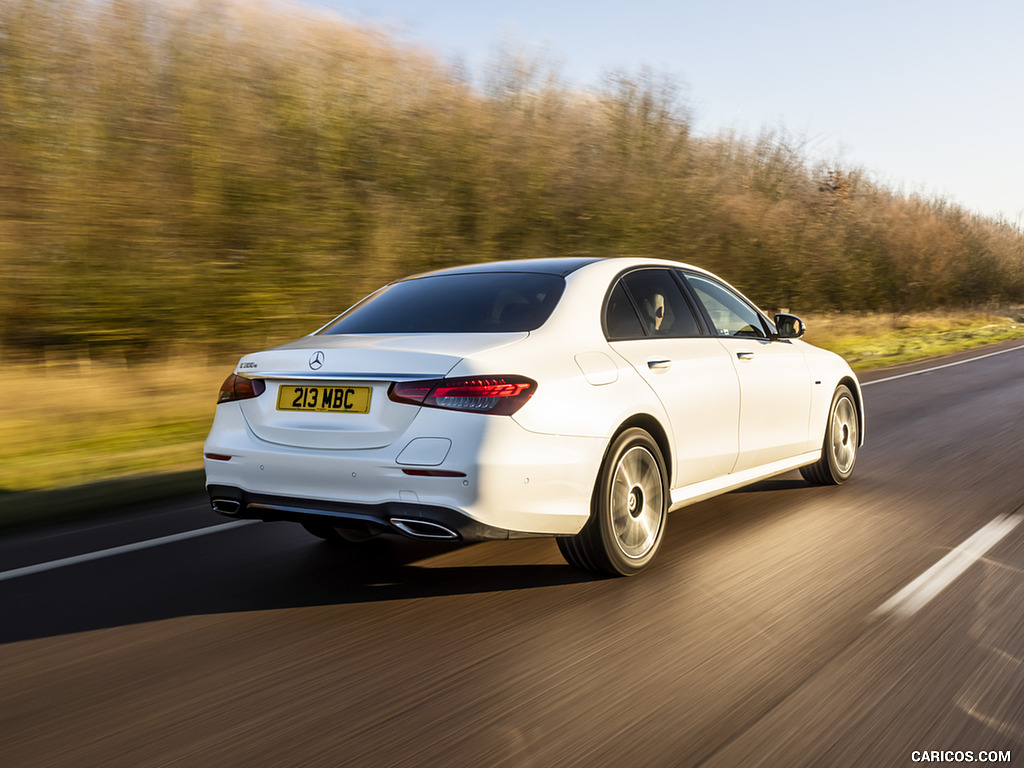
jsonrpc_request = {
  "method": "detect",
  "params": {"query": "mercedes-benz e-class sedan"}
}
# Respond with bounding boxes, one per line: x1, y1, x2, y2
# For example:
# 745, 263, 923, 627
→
204, 257, 863, 575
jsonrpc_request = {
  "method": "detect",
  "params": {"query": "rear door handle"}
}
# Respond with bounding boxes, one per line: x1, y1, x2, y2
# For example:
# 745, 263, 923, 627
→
736, 351, 755, 361
647, 358, 672, 370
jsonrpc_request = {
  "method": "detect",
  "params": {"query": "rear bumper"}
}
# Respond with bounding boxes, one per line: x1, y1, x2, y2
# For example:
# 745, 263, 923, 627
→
207, 485, 530, 542
203, 400, 605, 537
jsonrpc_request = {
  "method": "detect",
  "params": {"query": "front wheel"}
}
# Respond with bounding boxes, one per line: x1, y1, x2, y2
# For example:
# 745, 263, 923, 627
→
558, 428, 668, 577
800, 384, 859, 485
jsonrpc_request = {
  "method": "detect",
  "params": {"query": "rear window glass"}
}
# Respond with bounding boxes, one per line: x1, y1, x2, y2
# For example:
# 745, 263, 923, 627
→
321, 272, 565, 334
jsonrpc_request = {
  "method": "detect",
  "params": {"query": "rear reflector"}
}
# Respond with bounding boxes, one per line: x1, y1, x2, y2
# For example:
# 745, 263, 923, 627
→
401, 468, 467, 477
389, 375, 536, 415
204, 453, 233, 461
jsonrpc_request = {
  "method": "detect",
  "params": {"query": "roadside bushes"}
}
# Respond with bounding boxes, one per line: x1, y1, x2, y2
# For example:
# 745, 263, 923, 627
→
1, 0, 1022, 359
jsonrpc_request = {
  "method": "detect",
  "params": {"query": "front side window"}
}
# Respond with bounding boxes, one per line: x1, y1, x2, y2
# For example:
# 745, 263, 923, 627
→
321, 272, 565, 334
684, 274, 768, 338
604, 269, 702, 340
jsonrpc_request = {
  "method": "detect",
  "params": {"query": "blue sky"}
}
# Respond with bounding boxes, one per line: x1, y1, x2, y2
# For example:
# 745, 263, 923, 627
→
310, 0, 1022, 224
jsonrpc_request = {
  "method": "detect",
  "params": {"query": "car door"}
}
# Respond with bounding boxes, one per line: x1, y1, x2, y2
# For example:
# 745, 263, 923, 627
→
682, 272, 812, 472
604, 268, 740, 488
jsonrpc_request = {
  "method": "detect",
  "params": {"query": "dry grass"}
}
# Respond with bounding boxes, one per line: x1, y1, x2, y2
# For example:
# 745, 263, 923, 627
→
3, 310, 1024, 493
802, 308, 1024, 369
0, 355, 234, 493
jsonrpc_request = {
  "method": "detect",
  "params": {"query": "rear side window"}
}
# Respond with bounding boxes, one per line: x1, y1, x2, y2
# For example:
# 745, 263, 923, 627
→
604, 282, 646, 339
605, 269, 702, 340
321, 272, 565, 334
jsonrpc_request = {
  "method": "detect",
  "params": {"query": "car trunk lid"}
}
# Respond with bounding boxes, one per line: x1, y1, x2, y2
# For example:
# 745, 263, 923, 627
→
235, 333, 526, 450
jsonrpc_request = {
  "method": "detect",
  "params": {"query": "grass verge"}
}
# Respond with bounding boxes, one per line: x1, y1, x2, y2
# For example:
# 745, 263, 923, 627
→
0, 355, 230, 531
802, 308, 1024, 369
0, 470, 207, 533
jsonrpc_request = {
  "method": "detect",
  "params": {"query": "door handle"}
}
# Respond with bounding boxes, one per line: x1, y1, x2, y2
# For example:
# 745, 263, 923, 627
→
647, 358, 672, 370
736, 351, 755, 361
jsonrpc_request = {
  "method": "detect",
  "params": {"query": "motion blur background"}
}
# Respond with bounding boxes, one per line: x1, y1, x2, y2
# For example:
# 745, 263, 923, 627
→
2, 0, 1023, 496
5, 8, 1024, 766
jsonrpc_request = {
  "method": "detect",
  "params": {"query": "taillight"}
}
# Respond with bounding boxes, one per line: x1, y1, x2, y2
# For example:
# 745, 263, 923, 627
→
388, 375, 536, 415
217, 373, 266, 404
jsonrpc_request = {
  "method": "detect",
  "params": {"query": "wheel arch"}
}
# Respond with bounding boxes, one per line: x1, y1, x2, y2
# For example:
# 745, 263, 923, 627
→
838, 375, 866, 446
606, 413, 674, 488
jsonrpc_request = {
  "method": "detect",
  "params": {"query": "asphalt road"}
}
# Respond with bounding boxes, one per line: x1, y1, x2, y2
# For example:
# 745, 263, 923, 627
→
3, 343, 1024, 768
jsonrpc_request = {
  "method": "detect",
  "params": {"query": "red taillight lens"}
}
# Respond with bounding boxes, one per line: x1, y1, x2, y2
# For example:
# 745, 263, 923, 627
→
217, 373, 266, 404
389, 375, 536, 415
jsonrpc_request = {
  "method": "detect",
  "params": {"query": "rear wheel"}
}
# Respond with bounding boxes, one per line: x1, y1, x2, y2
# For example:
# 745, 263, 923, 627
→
800, 384, 859, 485
558, 428, 668, 576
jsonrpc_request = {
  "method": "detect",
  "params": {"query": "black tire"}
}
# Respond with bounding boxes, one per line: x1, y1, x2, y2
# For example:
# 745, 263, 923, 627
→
800, 384, 859, 485
558, 428, 668, 577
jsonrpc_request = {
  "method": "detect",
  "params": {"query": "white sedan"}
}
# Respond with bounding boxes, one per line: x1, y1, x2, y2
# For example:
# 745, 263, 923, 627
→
204, 257, 863, 575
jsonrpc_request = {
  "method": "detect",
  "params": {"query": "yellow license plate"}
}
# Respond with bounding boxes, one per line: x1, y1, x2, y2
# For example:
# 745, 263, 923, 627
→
277, 385, 371, 413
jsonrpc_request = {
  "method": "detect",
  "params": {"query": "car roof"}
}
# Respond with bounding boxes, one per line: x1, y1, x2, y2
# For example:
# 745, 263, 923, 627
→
406, 257, 604, 279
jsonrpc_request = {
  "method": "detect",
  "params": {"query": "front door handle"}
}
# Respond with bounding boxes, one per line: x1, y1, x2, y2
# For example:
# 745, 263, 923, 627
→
736, 351, 755, 361
647, 358, 672, 370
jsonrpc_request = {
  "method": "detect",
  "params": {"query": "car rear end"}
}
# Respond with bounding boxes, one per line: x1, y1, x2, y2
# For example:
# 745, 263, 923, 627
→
203, 267, 606, 542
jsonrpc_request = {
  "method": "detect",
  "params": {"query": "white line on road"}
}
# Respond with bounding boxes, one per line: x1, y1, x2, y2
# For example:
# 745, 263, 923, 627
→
862, 343, 1024, 387
0, 520, 259, 583
874, 512, 1024, 620
861, 345, 1024, 618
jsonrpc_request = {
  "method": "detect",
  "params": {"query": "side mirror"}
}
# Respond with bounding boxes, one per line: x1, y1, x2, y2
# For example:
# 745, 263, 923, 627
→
774, 313, 805, 339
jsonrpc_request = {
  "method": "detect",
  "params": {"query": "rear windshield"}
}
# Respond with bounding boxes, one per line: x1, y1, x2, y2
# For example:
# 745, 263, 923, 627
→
321, 272, 565, 334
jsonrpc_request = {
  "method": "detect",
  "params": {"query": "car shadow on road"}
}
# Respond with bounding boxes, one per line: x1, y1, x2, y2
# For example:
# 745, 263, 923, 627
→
289, 535, 603, 602
729, 477, 813, 494
0, 528, 605, 644
0, 472, 827, 645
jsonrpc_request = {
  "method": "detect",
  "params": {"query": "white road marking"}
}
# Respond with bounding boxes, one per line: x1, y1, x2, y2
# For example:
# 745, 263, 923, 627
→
862, 343, 1024, 386
0, 520, 259, 583
861, 345, 1024, 617
874, 512, 1023, 620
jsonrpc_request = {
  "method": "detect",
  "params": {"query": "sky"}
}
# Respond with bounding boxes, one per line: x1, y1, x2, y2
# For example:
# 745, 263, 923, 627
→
310, 0, 1023, 225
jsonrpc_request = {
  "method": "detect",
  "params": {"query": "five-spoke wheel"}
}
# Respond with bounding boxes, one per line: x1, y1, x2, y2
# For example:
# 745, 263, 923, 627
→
558, 428, 668, 576
801, 384, 859, 485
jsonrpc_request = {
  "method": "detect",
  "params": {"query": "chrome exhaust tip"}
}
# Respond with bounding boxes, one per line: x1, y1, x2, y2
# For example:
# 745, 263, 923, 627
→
389, 518, 460, 541
211, 499, 242, 515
